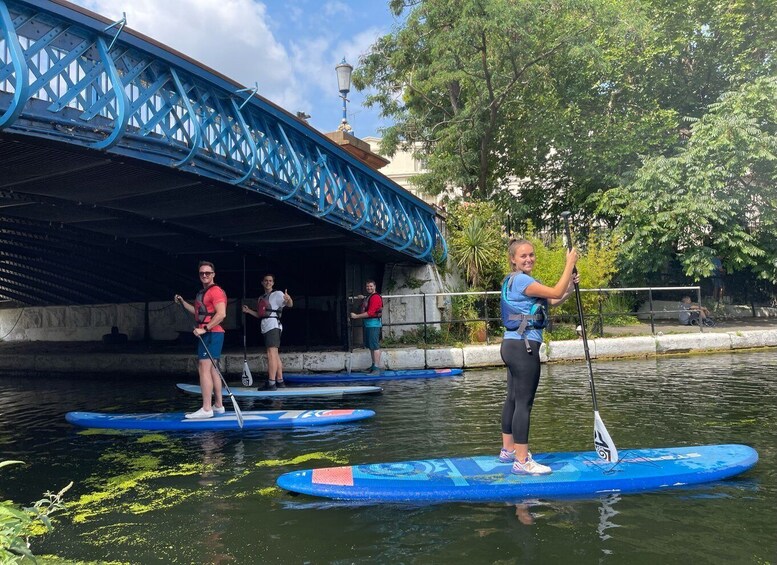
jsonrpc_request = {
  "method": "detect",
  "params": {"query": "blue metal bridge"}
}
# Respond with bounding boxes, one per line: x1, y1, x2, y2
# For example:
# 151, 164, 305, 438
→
0, 0, 446, 306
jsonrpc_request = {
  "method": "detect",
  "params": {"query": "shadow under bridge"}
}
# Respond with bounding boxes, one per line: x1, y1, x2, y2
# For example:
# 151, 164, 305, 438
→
0, 0, 446, 307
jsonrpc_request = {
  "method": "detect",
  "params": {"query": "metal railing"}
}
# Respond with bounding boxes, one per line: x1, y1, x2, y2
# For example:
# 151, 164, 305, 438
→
349, 285, 708, 344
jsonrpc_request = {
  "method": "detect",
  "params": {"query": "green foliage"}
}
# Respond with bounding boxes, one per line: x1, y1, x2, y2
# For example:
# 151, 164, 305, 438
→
446, 201, 506, 289
449, 293, 479, 343
430, 242, 448, 275
510, 227, 620, 319
354, 0, 644, 208
544, 325, 579, 343
598, 293, 642, 326
404, 276, 426, 290
382, 326, 456, 347
598, 76, 777, 284
356, 0, 777, 240
1, 460, 72, 563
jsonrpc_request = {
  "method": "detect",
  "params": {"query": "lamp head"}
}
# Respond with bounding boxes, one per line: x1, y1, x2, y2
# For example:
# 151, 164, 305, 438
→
335, 57, 353, 94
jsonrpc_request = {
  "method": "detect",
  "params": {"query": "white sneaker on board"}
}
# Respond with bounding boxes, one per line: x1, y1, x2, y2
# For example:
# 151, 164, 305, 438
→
185, 407, 214, 419
212, 405, 225, 415
511, 453, 551, 475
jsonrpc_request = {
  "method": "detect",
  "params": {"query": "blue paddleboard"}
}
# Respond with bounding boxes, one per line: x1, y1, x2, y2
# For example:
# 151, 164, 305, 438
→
276, 444, 758, 502
176, 383, 382, 398
283, 368, 463, 383
66, 408, 374, 431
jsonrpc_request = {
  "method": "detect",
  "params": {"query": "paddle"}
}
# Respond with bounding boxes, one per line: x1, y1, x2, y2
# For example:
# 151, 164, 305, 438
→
196, 332, 244, 428
346, 315, 353, 375
561, 211, 618, 463
241, 256, 253, 386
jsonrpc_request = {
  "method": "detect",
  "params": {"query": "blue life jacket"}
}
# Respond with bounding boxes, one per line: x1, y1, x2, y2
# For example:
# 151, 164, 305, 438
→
501, 274, 548, 353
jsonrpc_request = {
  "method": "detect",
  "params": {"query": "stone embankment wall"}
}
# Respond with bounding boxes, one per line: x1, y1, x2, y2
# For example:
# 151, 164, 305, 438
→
0, 301, 242, 342
3, 330, 776, 376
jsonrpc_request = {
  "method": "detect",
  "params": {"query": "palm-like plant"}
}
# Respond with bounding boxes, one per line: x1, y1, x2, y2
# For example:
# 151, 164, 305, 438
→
450, 216, 503, 288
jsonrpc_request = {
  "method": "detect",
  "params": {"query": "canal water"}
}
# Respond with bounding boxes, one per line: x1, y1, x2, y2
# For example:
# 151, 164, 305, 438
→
1, 350, 775, 564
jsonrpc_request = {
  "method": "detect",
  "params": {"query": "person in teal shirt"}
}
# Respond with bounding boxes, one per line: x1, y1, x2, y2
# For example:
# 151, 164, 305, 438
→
351, 280, 383, 373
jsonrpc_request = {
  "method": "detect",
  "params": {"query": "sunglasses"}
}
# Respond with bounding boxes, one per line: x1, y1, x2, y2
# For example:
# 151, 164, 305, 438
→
199, 271, 215, 276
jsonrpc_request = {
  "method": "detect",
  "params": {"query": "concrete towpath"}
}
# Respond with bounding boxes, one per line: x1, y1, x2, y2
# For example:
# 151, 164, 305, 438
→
1, 318, 776, 377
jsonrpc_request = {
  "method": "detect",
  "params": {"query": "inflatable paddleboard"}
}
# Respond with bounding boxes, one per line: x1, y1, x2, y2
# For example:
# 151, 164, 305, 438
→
176, 383, 382, 398
276, 444, 758, 502
66, 408, 374, 431
283, 368, 463, 383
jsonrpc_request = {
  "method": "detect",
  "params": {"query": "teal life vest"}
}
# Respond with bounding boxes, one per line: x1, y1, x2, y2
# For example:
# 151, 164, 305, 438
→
501, 274, 548, 353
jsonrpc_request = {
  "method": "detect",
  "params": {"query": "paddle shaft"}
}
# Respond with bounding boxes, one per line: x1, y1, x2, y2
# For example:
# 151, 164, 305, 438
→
346, 315, 353, 375
242, 254, 247, 359
560, 212, 599, 412
195, 332, 244, 426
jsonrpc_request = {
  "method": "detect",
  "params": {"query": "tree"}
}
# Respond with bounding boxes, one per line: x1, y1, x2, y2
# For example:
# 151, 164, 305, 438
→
354, 0, 643, 206
597, 76, 777, 285
356, 0, 776, 234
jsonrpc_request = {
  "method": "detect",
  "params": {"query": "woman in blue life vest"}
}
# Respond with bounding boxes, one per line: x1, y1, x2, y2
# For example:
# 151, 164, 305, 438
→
499, 239, 578, 475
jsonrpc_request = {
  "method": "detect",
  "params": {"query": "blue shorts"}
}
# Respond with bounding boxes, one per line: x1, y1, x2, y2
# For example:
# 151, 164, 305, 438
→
197, 332, 224, 360
363, 326, 381, 351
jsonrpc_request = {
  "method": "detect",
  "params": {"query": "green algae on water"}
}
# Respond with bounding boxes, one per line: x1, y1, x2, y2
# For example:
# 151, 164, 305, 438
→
254, 451, 349, 468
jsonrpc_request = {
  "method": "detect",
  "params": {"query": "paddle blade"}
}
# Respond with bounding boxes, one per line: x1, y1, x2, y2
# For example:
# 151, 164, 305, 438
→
241, 361, 253, 387
230, 394, 244, 428
593, 411, 618, 462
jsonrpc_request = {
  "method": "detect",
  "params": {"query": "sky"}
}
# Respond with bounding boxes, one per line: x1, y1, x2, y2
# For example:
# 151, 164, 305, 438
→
70, 0, 399, 138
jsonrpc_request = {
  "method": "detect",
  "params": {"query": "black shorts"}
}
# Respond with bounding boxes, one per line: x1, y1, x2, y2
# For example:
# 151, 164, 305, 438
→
263, 328, 281, 349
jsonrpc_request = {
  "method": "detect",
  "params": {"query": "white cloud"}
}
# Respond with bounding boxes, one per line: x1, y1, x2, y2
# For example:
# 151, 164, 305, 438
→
68, 0, 388, 136
323, 1, 351, 18
70, 0, 307, 112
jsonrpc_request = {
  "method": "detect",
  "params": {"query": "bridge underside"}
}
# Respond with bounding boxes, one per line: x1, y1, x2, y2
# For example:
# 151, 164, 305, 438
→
0, 131, 406, 307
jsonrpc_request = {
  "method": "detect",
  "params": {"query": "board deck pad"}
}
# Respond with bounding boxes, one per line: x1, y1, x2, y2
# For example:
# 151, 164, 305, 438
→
283, 368, 463, 383
66, 408, 375, 431
176, 383, 382, 398
276, 444, 758, 502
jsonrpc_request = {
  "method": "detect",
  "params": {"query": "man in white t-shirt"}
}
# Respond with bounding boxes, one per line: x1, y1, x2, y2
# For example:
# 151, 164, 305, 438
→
242, 274, 293, 390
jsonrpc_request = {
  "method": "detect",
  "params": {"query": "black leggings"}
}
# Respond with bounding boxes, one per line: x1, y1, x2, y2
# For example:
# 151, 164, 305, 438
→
500, 338, 542, 443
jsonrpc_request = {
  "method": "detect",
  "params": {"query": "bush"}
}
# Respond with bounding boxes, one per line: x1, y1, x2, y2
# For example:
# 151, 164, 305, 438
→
544, 325, 579, 342
597, 292, 641, 326
1, 461, 72, 562
381, 326, 453, 347
447, 201, 508, 289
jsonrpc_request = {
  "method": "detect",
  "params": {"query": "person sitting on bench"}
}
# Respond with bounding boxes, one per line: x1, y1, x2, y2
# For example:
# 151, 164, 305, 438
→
678, 296, 711, 326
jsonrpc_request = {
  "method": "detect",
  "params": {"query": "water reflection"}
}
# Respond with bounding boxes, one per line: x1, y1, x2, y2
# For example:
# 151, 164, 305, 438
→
597, 494, 620, 542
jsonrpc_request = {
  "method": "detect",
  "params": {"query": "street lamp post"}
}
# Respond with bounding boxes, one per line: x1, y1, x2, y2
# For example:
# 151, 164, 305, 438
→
335, 57, 353, 133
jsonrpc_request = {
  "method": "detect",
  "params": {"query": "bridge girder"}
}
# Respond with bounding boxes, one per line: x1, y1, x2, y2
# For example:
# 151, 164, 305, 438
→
0, 0, 447, 306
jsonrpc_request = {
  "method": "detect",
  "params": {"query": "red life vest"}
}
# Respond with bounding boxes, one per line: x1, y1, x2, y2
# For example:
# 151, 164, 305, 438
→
257, 293, 283, 319
194, 284, 222, 328
360, 293, 383, 318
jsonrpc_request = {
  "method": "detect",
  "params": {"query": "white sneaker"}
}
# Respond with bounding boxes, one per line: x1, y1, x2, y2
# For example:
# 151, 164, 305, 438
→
512, 453, 551, 475
185, 407, 213, 419
212, 405, 225, 415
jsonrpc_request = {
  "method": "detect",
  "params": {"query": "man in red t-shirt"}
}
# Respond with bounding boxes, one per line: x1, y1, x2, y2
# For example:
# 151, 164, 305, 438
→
174, 261, 227, 419
350, 279, 383, 373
